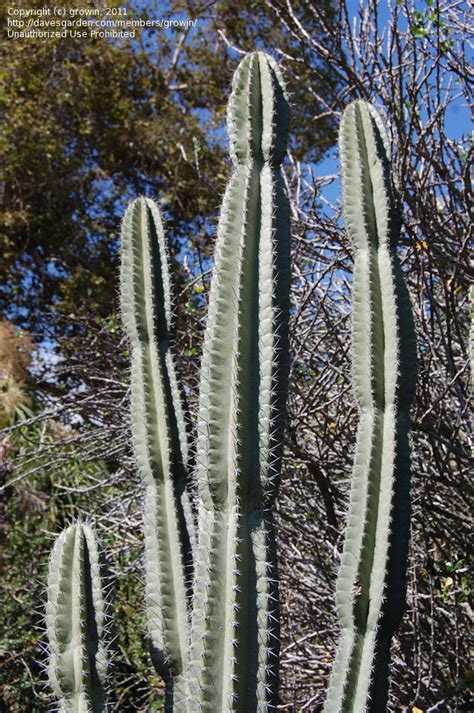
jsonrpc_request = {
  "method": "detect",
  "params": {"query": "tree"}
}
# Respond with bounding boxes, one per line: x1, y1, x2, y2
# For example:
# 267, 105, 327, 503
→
1, 0, 338, 334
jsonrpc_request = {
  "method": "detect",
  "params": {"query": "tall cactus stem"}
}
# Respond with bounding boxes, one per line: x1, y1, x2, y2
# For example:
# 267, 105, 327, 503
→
120, 196, 194, 691
186, 51, 291, 712
46, 522, 108, 713
325, 100, 417, 712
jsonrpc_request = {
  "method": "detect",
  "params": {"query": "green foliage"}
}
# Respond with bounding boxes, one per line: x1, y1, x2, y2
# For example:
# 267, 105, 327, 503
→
426, 557, 473, 605
0, 0, 225, 329
325, 101, 417, 712
0, 0, 338, 335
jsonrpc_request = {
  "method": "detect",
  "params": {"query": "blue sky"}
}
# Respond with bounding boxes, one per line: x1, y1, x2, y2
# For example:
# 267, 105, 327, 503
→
312, 0, 472, 205
125, 0, 472, 210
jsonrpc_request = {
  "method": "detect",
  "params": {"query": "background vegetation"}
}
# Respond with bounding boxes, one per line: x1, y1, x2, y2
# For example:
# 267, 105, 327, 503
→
1, 0, 471, 710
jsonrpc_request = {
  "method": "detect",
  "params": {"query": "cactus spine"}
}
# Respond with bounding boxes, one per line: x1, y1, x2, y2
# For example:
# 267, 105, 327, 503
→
186, 51, 290, 712
46, 523, 107, 713
325, 101, 417, 712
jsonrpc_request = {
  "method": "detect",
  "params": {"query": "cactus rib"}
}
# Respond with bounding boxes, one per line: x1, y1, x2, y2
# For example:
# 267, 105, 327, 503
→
325, 101, 417, 712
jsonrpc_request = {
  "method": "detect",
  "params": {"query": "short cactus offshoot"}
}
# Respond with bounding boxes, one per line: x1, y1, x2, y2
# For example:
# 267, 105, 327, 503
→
325, 101, 417, 712
46, 523, 108, 713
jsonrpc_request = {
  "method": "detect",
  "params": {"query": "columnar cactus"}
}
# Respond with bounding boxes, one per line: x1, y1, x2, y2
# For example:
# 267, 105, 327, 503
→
120, 197, 194, 694
119, 50, 290, 711
325, 101, 417, 712
44, 55, 422, 713
46, 522, 108, 713
186, 51, 290, 711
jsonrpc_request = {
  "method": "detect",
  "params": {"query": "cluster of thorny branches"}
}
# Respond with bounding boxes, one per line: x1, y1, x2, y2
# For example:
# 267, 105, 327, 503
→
1, 1, 471, 710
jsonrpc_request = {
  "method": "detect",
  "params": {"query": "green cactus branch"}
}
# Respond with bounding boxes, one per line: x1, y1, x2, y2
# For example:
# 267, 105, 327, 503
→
186, 51, 291, 712
325, 100, 417, 712
46, 522, 108, 713
120, 197, 194, 684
